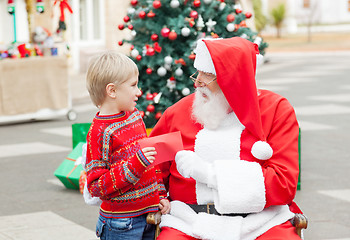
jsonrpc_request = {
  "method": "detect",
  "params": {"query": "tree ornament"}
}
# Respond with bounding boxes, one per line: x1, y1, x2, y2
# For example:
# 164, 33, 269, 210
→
189, 53, 196, 60
146, 93, 154, 100
240, 21, 247, 27
146, 46, 155, 56
118, 24, 125, 30
36, 0, 45, 13
189, 10, 198, 19
205, 19, 217, 32
157, 67, 167, 77
136, 55, 142, 61
123, 16, 130, 22
151, 34, 159, 41
147, 11, 155, 18
219, 2, 226, 10
181, 27, 191, 37
175, 68, 183, 76
182, 87, 191, 96
146, 68, 153, 74
226, 23, 235, 32
139, 11, 146, 19
153, 92, 158, 98
131, 0, 138, 6
147, 105, 155, 113
140, 111, 145, 118
131, 49, 139, 58
161, 27, 170, 37
153, 0, 161, 9
131, 30, 137, 37
128, 24, 134, 30
203, 0, 212, 3
167, 77, 176, 91
118, 41, 123, 46
164, 56, 173, 64
196, 15, 205, 30
168, 31, 178, 41
226, 14, 235, 23
128, 7, 136, 15
193, 0, 201, 7
235, 8, 242, 14
245, 12, 252, 18
170, 0, 180, 8
155, 112, 162, 120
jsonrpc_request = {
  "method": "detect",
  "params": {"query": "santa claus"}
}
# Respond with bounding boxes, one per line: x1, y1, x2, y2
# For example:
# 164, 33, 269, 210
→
150, 37, 302, 240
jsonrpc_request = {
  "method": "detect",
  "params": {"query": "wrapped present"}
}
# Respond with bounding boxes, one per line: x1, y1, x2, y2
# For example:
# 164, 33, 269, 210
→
79, 170, 87, 194
72, 123, 91, 148
54, 142, 84, 190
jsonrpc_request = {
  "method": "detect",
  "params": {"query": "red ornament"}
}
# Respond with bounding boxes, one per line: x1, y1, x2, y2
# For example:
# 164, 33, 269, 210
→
140, 111, 145, 118
155, 112, 162, 120
169, 76, 176, 81
130, 45, 134, 50
146, 47, 155, 56
123, 16, 130, 22
118, 41, 123, 46
153, 0, 161, 9
131, 0, 138, 6
189, 53, 196, 60
151, 34, 159, 41
193, 0, 201, 7
146, 68, 153, 74
153, 92, 158, 98
139, 11, 146, 19
146, 93, 154, 100
189, 10, 198, 19
147, 105, 155, 113
118, 24, 125, 30
245, 12, 252, 18
128, 24, 134, 30
147, 11, 155, 18
161, 27, 170, 37
235, 8, 242, 14
168, 31, 178, 41
136, 55, 142, 61
226, 14, 235, 23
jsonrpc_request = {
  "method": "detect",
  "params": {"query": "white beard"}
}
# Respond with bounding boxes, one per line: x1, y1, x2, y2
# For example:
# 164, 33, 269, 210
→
192, 88, 231, 130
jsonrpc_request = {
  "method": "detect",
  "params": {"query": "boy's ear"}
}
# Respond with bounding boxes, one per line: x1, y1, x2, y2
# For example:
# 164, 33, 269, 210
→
106, 83, 117, 98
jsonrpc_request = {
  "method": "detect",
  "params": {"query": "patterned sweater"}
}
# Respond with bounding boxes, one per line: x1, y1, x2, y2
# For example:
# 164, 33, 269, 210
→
86, 109, 167, 218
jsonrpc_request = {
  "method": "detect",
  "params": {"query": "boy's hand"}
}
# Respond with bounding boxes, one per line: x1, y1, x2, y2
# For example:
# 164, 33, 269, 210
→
159, 199, 171, 215
142, 147, 157, 163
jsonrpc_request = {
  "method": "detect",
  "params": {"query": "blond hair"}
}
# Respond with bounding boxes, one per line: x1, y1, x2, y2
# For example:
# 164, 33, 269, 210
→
86, 51, 139, 107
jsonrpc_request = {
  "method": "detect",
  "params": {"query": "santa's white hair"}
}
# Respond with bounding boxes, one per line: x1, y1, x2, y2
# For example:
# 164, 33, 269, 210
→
192, 87, 231, 130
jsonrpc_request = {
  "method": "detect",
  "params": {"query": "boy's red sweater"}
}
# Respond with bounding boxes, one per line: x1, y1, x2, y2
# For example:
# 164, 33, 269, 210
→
86, 109, 167, 218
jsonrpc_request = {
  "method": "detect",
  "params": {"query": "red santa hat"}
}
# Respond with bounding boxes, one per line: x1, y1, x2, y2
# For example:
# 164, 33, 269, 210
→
193, 37, 273, 160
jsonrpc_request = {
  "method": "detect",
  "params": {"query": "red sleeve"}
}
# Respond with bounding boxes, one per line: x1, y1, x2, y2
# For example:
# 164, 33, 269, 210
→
260, 97, 300, 209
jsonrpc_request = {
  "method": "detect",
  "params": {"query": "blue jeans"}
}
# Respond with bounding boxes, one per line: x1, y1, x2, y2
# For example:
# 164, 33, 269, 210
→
96, 214, 155, 240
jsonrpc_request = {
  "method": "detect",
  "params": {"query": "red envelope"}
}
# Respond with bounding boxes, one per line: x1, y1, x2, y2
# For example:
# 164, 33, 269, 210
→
139, 131, 183, 167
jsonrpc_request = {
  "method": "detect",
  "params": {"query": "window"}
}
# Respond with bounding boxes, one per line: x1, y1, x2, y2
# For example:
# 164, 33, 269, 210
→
77, 0, 103, 41
303, 0, 310, 8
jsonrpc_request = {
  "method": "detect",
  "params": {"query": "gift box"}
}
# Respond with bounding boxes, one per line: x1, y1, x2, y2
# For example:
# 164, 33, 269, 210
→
54, 142, 84, 190
72, 123, 91, 148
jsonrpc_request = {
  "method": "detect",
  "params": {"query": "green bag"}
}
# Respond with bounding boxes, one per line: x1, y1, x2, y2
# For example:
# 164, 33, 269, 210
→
54, 142, 84, 190
72, 123, 91, 148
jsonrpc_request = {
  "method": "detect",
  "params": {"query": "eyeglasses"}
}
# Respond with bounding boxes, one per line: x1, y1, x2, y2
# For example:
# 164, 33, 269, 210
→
190, 71, 217, 87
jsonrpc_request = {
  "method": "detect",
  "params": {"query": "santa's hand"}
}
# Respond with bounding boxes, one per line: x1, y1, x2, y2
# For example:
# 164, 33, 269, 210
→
175, 150, 196, 178
175, 151, 214, 185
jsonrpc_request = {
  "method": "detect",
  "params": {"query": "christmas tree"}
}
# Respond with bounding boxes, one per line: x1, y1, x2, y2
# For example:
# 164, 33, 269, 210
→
118, 0, 268, 128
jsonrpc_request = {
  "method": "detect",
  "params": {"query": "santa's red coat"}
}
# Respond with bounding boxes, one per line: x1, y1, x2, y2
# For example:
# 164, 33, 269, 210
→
150, 90, 301, 214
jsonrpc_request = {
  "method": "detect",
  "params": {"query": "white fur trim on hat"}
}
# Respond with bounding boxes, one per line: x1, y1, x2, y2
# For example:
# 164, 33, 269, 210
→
193, 39, 217, 75
251, 141, 273, 160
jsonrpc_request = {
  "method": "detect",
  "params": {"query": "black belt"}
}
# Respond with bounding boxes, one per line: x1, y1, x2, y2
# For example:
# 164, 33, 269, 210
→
188, 203, 249, 218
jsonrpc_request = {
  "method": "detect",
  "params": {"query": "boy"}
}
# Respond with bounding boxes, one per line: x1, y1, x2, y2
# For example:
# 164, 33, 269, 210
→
85, 51, 170, 240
